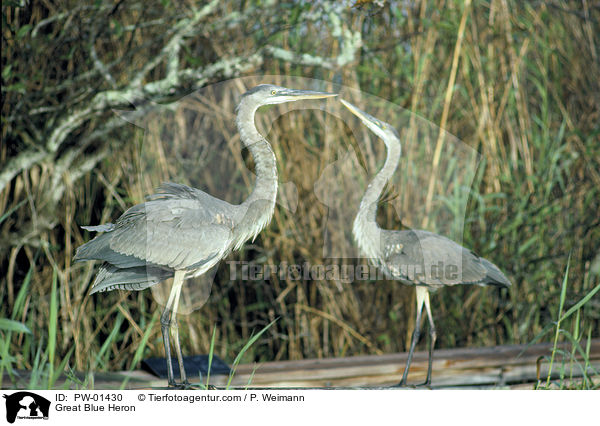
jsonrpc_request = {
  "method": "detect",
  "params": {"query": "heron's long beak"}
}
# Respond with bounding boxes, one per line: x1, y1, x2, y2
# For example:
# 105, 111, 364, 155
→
341, 99, 400, 144
340, 99, 383, 135
284, 89, 338, 100
340, 99, 376, 124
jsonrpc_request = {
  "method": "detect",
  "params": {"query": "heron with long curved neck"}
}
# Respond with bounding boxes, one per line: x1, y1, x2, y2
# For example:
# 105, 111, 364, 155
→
341, 99, 511, 386
75, 85, 336, 387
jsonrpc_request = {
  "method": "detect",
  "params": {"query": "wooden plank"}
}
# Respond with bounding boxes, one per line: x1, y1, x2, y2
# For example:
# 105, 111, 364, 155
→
3, 340, 598, 389
210, 339, 600, 388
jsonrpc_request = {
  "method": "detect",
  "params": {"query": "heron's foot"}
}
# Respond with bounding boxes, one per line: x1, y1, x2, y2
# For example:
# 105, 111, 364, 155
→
392, 382, 416, 389
165, 380, 219, 390
167, 380, 193, 389
413, 381, 432, 389
393, 379, 432, 389
416, 374, 433, 388
170, 384, 190, 389
181, 383, 219, 390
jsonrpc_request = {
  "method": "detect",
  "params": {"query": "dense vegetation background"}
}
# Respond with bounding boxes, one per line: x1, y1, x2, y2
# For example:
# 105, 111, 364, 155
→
1, 0, 598, 386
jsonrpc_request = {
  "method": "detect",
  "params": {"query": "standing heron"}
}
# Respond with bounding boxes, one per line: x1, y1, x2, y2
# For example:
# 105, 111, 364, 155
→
74, 85, 336, 387
341, 99, 511, 386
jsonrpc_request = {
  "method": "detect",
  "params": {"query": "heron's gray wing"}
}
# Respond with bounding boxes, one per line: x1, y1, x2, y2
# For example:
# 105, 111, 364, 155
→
383, 230, 507, 287
76, 182, 236, 271
110, 189, 235, 271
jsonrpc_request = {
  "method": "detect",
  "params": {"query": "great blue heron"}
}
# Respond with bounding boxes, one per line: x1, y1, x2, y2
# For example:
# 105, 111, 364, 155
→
341, 99, 511, 386
74, 84, 336, 387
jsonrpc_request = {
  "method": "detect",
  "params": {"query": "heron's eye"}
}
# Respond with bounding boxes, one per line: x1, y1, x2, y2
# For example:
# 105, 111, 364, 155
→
271, 90, 277, 95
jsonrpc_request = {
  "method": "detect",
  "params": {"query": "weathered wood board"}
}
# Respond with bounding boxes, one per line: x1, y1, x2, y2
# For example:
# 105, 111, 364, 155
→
4, 340, 598, 389
212, 339, 600, 389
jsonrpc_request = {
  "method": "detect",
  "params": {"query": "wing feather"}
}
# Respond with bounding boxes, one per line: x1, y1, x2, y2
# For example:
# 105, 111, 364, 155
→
76, 182, 237, 271
382, 230, 508, 287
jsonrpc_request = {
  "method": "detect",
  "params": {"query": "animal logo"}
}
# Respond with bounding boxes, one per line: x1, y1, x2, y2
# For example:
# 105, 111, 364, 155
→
3, 392, 50, 423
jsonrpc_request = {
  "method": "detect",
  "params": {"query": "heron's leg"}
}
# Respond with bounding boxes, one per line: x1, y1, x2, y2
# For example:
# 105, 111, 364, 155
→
422, 289, 437, 386
160, 307, 175, 386
398, 286, 426, 386
160, 271, 185, 387
170, 271, 189, 387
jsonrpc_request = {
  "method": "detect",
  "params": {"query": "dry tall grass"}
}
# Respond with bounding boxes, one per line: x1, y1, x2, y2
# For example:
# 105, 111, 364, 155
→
1, 1, 598, 379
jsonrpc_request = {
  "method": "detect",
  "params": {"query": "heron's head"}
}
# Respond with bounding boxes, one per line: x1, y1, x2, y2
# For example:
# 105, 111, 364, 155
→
340, 99, 400, 146
243, 84, 337, 106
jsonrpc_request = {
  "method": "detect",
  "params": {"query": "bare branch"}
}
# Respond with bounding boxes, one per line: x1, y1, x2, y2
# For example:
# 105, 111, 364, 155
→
130, 0, 220, 87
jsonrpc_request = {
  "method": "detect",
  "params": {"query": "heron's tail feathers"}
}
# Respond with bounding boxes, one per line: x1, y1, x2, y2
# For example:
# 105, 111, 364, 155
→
89, 263, 171, 293
74, 231, 112, 262
480, 258, 512, 287
74, 231, 148, 269
80, 223, 115, 232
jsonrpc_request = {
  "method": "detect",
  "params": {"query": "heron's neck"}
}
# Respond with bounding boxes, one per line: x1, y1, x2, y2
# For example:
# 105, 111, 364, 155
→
353, 141, 401, 258
235, 98, 278, 241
